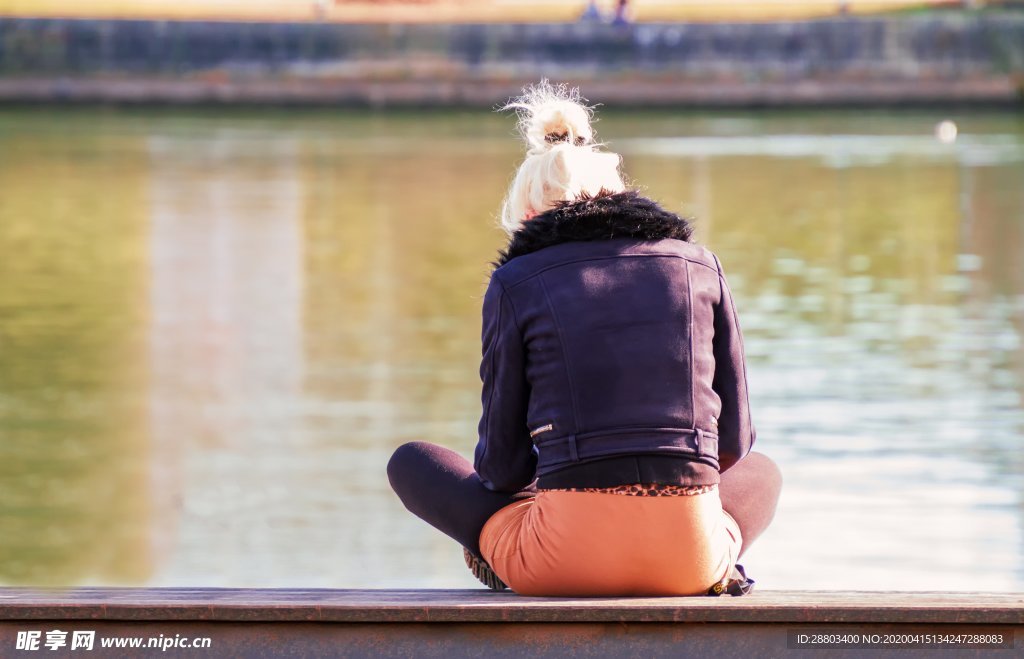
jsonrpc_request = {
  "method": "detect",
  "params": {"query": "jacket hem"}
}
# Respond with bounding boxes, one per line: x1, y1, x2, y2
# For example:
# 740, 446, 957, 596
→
534, 426, 721, 476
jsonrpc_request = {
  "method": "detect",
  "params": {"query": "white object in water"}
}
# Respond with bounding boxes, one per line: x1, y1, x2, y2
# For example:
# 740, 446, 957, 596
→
935, 120, 958, 144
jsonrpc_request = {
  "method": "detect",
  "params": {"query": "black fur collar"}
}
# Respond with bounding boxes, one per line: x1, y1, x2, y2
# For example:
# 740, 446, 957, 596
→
496, 190, 694, 267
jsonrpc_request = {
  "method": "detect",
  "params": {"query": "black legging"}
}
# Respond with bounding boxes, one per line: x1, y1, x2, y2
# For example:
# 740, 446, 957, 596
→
387, 441, 782, 560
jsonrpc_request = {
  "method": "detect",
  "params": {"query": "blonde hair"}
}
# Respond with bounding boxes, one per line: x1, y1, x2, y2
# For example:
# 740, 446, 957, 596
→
499, 81, 626, 235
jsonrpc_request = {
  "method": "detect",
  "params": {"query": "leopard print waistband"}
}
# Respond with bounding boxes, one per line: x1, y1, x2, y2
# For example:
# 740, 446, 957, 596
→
541, 483, 717, 496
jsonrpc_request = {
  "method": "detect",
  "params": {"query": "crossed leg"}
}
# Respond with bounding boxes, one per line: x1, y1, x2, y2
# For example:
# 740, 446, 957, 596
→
718, 451, 783, 558
386, 441, 536, 557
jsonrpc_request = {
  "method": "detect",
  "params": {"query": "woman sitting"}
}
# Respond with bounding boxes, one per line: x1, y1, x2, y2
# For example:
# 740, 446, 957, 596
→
388, 81, 782, 597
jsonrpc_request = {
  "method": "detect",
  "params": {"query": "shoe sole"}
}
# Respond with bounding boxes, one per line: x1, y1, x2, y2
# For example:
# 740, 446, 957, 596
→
463, 547, 508, 591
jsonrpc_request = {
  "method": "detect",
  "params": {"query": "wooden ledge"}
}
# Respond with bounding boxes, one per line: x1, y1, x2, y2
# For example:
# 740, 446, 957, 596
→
1, 589, 1021, 625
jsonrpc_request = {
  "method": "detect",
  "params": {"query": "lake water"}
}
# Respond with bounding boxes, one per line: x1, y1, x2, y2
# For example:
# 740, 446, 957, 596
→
0, 108, 1021, 591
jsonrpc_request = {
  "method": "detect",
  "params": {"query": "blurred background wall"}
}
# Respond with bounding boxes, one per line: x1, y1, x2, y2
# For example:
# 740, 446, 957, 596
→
0, 2, 1023, 105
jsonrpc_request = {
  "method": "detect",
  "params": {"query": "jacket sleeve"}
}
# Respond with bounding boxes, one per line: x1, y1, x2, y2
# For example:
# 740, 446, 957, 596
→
711, 254, 756, 473
473, 273, 537, 492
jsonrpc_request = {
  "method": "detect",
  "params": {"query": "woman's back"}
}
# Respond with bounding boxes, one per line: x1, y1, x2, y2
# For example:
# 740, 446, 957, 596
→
476, 191, 754, 492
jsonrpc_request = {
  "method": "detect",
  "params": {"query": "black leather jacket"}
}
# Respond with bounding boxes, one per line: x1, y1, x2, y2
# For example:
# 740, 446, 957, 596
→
473, 191, 756, 491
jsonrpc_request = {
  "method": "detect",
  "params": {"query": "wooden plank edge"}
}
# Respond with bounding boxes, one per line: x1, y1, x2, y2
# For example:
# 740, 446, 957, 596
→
0, 589, 1022, 625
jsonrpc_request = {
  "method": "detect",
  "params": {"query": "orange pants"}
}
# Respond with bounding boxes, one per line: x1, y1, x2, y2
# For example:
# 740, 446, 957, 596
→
478, 487, 742, 597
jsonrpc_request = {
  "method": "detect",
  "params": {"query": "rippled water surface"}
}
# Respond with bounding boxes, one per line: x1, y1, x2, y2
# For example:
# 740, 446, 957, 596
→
0, 108, 1021, 590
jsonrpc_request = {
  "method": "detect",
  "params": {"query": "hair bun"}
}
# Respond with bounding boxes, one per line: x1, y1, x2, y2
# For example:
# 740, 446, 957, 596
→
498, 80, 625, 234
502, 80, 595, 155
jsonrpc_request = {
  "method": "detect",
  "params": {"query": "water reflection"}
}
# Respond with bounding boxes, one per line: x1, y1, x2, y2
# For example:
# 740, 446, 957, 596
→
147, 134, 306, 584
0, 109, 1020, 590
0, 126, 151, 585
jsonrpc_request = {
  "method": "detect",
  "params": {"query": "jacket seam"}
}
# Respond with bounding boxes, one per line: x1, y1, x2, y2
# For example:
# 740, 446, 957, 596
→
685, 260, 696, 432
712, 253, 725, 305
538, 273, 583, 439
713, 253, 755, 456
502, 252, 718, 290
535, 425, 718, 443
728, 275, 755, 453
477, 277, 508, 472
492, 271, 524, 334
